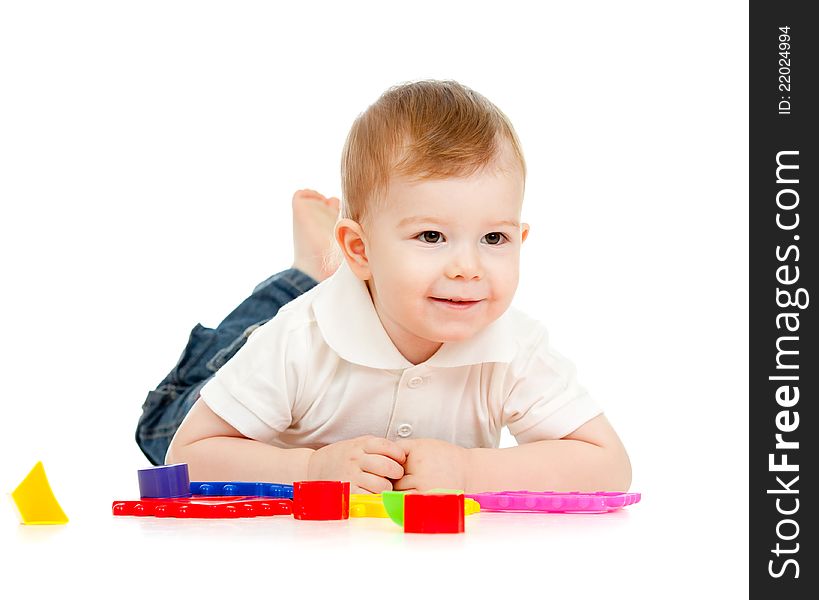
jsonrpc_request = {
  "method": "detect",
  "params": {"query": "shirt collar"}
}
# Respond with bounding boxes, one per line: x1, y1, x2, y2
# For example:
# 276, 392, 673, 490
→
312, 260, 519, 370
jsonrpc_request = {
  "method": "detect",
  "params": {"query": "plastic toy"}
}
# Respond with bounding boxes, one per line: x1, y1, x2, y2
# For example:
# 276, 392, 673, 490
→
350, 493, 481, 519
465, 491, 642, 513
11, 461, 69, 525
292, 480, 349, 520
138, 463, 191, 499
113, 461, 642, 526
381, 490, 406, 524
381, 490, 468, 533
404, 493, 465, 533
464, 498, 480, 516
381, 489, 479, 526
190, 481, 293, 498
114, 465, 298, 520
350, 493, 388, 518
112, 496, 293, 518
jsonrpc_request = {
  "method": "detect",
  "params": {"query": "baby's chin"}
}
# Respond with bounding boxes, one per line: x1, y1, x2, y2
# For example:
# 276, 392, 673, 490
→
422, 325, 486, 344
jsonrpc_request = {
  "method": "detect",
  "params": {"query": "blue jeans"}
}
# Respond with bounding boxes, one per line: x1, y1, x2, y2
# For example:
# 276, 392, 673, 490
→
135, 268, 318, 465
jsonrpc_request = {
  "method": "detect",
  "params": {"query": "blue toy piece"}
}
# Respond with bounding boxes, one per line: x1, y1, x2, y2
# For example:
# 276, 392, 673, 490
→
190, 481, 294, 499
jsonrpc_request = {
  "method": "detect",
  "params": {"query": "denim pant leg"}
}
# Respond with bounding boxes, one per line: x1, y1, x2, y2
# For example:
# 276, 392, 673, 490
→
135, 268, 318, 465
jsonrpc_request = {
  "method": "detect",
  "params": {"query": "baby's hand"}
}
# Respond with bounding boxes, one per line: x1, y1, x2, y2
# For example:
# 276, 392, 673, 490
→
306, 435, 406, 494
392, 439, 470, 492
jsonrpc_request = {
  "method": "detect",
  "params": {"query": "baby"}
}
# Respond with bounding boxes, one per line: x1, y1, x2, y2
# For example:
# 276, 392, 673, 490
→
144, 80, 631, 494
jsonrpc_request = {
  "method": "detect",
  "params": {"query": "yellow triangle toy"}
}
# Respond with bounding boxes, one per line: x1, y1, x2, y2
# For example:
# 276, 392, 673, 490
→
11, 461, 69, 525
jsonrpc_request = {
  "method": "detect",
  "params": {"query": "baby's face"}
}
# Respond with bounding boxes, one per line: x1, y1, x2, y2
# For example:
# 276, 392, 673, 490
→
361, 154, 528, 363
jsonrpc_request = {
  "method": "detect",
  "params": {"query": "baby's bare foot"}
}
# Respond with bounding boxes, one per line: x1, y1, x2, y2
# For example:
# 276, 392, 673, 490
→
292, 189, 341, 282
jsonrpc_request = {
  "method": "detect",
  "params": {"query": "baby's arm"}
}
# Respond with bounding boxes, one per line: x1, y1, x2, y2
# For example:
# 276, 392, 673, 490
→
465, 414, 631, 492
167, 397, 406, 492
393, 414, 630, 493
166, 398, 314, 483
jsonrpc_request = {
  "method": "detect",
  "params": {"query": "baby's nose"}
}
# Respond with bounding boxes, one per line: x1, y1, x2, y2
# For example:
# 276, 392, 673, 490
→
445, 246, 483, 279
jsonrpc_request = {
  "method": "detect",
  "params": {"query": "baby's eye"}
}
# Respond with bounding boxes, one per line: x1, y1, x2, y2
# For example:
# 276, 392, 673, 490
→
417, 231, 444, 244
416, 231, 508, 245
482, 232, 508, 245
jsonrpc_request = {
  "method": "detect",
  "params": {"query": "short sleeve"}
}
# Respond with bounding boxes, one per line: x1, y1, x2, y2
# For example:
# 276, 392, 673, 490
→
502, 328, 602, 443
199, 318, 308, 443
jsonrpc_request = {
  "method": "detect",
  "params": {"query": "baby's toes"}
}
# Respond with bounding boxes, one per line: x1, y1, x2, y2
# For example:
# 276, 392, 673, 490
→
294, 188, 323, 199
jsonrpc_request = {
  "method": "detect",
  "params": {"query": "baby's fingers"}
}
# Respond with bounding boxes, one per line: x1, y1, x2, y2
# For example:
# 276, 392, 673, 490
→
360, 453, 404, 481
355, 471, 394, 494
363, 436, 407, 464
391, 474, 418, 492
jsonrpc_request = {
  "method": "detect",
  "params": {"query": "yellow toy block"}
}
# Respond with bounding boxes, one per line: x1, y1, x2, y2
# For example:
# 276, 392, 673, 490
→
349, 492, 480, 518
11, 461, 69, 525
350, 493, 388, 518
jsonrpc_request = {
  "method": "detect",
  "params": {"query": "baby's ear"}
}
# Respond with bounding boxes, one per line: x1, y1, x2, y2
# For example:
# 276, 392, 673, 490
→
520, 223, 530, 243
334, 218, 371, 279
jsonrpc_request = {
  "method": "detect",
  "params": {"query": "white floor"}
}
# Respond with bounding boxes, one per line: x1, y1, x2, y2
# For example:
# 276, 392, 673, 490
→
2, 444, 747, 598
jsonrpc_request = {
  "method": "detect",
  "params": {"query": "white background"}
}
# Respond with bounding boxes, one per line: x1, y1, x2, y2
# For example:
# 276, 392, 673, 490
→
0, 1, 748, 597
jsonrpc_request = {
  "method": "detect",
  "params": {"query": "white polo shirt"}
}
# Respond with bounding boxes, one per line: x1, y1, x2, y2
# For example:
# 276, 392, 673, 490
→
200, 260, 602, 450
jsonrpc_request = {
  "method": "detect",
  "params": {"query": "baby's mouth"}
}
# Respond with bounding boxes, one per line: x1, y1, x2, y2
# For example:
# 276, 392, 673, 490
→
430, 297, 483, 308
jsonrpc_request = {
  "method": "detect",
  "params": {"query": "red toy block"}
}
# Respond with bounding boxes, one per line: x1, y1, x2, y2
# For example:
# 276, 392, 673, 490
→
111, 496, 293, 518
292, 481, 350, 520
404, 493, 465, 533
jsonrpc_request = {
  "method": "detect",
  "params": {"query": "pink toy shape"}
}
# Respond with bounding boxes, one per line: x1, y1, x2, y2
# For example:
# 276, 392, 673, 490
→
465, 491, 641, 513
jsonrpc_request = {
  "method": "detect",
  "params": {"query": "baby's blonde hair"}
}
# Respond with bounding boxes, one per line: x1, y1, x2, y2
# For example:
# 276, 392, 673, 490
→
340, 79, 527, 227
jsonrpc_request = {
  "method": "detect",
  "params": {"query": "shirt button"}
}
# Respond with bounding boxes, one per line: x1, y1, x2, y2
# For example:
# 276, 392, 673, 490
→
408, 376, 424, 388
397, 424, 413, 437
